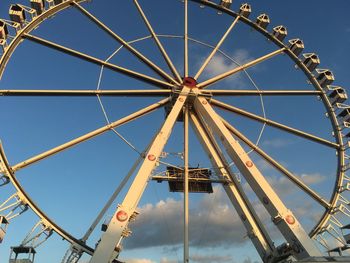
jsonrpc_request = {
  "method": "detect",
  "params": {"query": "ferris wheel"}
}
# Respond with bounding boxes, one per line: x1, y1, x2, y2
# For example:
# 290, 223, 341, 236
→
0, 0, 350, 262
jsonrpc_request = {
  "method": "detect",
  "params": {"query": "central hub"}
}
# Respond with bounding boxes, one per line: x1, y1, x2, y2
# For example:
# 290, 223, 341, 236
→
183, 76, 197, 88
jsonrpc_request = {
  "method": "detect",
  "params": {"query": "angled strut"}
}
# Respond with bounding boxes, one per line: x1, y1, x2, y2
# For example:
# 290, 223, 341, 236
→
193, 96, 322, 260
89, 87, 191, 263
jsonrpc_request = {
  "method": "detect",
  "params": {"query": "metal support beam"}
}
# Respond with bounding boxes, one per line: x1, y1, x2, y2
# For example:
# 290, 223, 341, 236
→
203, 90, 323, 96
12, 98, 169, 172
211, 99, 339, 149
81, 155, 144, 242
73, 2, 180, 85
222, 119, 331, 209
197, 48, 286, 88
0, 89, 172, 97
23, 34, 173, 89
190, 112, 275, 261
184, 106, 189, 263
184, 0, 189, 77
193, 96, 323, 260
194, 16, 240, 80
133, 0, 182, 83
89, 87, 190, 263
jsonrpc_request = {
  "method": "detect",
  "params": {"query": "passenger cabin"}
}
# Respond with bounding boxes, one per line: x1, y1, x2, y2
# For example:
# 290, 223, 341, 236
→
327, 224, 350, 256
288, 39, 304, 56
256, 14, 270, 29
338, 108, 350, 123
9, 246, 36, 263
239, 3, 251, 18
219, 0, 232, 9
0, 216, 9, 243
272, 26, 287, 41
9, 5, 26, 25
0, 175, 10, 186
342, 224, 350, 244
0, 20, 8, 40
316, 69, 334, 87
166, 166, 213, 193
30, 0, 45, 15
302, 53, 320, 72
328, 87, 348, 105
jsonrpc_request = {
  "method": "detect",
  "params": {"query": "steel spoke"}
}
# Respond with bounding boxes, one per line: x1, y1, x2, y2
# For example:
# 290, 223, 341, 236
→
72, 2, 180, 85
184, 0, 189, 77
203, 90, 323, 96
222, 118, 331, 209
194, 16, 240, 80
23, 34, 173, 89
11, 98, 170, 172
0, 89, 171, 97
211, 99, 339, 149
197, 48, 286, 88
133, 0, 182, 83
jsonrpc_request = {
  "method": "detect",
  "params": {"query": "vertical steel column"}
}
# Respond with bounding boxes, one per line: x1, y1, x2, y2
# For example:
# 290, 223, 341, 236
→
184, 0, 189, 77
190, 112, 275, 261
184, 106, 190, 263
193, 97, 322, 260
89, 87, 190, 263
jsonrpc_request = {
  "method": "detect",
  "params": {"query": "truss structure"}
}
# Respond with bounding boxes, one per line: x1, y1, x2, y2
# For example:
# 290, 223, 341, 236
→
0, 0, 350, 263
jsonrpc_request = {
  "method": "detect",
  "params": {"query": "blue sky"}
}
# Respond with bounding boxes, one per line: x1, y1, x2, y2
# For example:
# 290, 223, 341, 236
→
0, 1, 350, 263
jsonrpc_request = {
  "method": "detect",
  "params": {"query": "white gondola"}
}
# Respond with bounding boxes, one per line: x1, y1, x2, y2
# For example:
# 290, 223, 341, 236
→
338, 108, 350, 123
9, 5, 26, 24
239, 3, 251, 18
302, 53, 320, 72
272, 25, 287, 41
316, 69, 334, 87
256, 14, 270, 29
219, 0, 232, 9
30, 0, 45, 15
288, 39, 304, 56
341, 224, 350, 244
0, 216, 9, 243
328, 86, 348, 105
9, 246, 36, 263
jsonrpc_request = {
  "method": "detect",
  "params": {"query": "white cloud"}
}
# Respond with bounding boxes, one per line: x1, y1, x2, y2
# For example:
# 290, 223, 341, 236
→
299, 173, 326, 185
124, 186, 249, 250
123, 172, 327, 253
200, 49, 254, 88
264, 173, 326, 198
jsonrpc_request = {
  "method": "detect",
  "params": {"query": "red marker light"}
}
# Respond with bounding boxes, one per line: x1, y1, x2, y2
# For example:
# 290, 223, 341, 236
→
246, 161, 253, 168
285, 215, 296, 225
116, 210, 128, 222
148, 154, 156, 161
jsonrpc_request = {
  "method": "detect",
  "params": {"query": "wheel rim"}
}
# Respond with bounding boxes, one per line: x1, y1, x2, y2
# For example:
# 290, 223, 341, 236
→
0, 0, 348, 262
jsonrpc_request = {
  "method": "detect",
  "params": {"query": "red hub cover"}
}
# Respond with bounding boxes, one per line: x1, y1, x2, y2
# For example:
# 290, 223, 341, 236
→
183, 77, 197, 88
